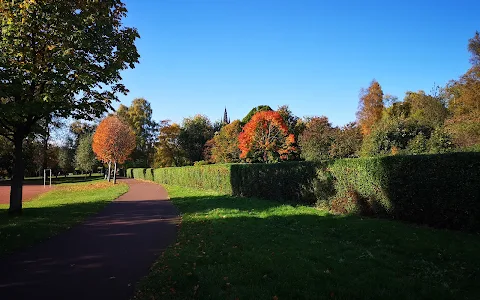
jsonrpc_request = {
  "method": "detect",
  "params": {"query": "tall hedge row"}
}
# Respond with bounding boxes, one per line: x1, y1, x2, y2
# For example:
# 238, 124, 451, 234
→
132, 168, 146, 180
129, 152, 480, 231
230, 162, 318, 203
126, 168, 134, 178
153, 165, 232, 194
329, 153, 480, 231
145, 168, 154, 181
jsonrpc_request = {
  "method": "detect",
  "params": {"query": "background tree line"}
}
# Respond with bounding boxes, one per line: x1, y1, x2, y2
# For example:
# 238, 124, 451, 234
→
1, 32, 479, 180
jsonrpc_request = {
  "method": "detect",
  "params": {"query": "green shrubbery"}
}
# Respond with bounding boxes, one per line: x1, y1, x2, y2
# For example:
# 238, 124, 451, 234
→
130, 152, 480, 231
153, 165, 232, 194
145, 168, 154, 181
132, 168, 146, 180
230, 162, 318, 203
126, 168, 134, 178
328, 153, 480, 231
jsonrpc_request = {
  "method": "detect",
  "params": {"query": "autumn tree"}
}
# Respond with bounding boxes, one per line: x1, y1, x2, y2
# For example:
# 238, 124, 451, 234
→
0, 1, 139, 213
239, 111, 296, 163
357, 80, 385, 136
75, 134, 97, 176
404, 90, 448, 127
211, 120, 242, 163
179, 115, 214, 164
154, 122, 187, 167
116, 98, 158, 167
445, 32, 480, 148
92, 116, 135, 184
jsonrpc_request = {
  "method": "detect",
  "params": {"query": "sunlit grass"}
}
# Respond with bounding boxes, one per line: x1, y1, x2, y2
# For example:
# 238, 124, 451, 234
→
0, 180, 128, 256
135, 185, 480, 300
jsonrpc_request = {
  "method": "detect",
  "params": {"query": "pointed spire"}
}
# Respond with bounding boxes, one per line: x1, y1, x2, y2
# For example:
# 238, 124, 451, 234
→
223, 107, 230, 124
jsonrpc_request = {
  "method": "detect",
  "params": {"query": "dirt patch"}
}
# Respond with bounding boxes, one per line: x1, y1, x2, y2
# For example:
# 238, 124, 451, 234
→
0, 185, 54, 205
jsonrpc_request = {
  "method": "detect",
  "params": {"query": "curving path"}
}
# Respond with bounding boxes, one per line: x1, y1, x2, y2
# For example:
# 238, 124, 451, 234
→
0, 179, 180, 300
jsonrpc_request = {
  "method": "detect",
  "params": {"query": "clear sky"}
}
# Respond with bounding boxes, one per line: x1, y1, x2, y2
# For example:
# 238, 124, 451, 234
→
118, 0, 479, 126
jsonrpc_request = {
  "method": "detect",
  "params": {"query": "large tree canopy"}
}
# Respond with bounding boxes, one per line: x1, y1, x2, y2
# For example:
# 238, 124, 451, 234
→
0, 1, 139, 213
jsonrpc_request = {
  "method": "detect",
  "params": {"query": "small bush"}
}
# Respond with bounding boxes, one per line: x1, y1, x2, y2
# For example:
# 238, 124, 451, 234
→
126, 168, 134, 178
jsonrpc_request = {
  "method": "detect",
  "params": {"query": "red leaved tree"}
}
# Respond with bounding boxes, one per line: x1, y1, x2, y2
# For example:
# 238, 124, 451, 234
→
92, 116, 135, 183
238, 111, 296, 163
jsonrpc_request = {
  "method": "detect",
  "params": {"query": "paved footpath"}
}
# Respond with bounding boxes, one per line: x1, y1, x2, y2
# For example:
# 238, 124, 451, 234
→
0, 179, 180, 300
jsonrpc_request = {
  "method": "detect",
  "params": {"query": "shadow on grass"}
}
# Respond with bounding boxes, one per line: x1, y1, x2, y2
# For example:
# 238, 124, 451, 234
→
135, 192, 480, 300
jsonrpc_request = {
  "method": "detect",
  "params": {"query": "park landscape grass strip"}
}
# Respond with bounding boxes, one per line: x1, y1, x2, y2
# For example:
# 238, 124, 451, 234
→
0, 180, 129, 256
134, 184, 480, 300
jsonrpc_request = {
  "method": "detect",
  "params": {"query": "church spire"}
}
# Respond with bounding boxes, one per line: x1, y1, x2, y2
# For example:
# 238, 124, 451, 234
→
223, 107, 230, 124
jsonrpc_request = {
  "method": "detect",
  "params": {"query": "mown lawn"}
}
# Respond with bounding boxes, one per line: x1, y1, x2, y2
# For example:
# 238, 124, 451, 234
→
0, 180, 128, 256
135, 185, 480, 300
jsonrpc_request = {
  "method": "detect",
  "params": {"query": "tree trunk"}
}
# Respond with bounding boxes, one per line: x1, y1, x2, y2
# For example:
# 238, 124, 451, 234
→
113, 161, 117, 184
9, 131, 25, 215
107, 161, 111, 182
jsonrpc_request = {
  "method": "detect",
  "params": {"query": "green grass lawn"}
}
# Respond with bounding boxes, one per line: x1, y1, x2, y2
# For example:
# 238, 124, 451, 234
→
134, 185, 480, 300
0, 180, 128, 256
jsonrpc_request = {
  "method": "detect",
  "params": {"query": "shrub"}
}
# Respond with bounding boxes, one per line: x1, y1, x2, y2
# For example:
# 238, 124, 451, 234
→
145, 168, 154, 181
152, 162, 319, 204
126, 168, 134, 178
230, 162, 318, 204
132, 168, 146, 180
153, 165, 232, 194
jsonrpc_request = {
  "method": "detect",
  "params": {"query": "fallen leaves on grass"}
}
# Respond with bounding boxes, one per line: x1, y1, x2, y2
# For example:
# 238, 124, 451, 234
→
56, 182, 119, 192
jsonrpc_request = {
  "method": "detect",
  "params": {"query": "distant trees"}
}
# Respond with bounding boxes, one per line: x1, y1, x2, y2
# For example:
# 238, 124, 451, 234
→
299, 118, 362, 161
178, 115, 214, 164
211, 120, 242, 163
75, 134, 97, 176
444, 32, 480, 148
299, 117, 336, 161
357, 80, 385, 136
116, 98, 159, 167
93, 117, 136, 184
154, 122, 186, 167
239, 111, 296, 162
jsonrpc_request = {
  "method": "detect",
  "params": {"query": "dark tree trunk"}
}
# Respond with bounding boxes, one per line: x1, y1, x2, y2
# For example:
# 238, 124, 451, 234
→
9, 131, 25, 215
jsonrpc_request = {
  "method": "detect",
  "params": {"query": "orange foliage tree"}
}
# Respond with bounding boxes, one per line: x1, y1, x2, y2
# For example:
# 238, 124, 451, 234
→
92, 116, 135, 183
357, 80, 384, 136
238, 111, 296, 163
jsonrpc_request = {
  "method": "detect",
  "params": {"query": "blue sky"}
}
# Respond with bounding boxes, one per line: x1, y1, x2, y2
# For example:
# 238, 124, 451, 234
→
118, 0, 479, 126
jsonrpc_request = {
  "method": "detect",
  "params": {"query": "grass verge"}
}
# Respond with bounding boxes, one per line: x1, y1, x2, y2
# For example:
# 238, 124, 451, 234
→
134, 185, 480, 300
0, 180, 128, 256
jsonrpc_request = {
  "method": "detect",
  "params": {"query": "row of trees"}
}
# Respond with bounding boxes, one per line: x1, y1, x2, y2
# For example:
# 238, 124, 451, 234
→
153, 32, 480, 165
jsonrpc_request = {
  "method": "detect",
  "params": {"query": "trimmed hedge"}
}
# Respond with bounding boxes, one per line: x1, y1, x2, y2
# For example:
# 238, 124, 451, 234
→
126, 168, 134, 178
230, 162, 318, 203
128, 152, 480, 231
145, 168, 154, 181
132, 168, 146, 180
153, 165, 232, 194
329, 153, 480, 231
